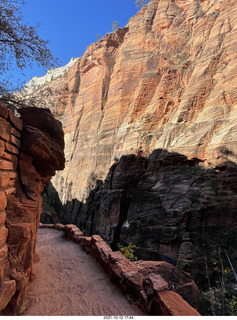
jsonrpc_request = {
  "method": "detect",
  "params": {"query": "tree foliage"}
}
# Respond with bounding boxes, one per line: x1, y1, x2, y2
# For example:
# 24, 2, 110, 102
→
112, 20, 119, 32
135, 0, 150, 9
96, 33, 102, 41
0, 0, 57, 103
118, 243, 137, 261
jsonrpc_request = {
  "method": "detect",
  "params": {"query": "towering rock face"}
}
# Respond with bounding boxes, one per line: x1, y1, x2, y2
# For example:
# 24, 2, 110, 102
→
31, 0, 237, 207
25, 0, 236, 283
0, 104, 65, 314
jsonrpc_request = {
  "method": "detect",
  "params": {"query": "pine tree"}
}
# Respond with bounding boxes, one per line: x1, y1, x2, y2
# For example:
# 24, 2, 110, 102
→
135, 0, 149, 9
96, 33, 102, 41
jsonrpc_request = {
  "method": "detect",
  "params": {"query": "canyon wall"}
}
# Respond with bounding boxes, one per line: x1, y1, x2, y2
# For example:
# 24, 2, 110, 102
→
0, 103, 64, 314
35, 0, 237, 206
25, 0, 237, 289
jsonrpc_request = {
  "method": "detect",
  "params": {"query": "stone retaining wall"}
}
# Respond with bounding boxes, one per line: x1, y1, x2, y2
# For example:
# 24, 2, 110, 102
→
0, 103, 22, 312
39, 223, 200, 316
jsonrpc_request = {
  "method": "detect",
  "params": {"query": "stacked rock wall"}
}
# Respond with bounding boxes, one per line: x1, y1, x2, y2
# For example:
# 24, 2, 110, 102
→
0, 102, 22, 312
40, 223, 200, 316
0, 103, 65, 314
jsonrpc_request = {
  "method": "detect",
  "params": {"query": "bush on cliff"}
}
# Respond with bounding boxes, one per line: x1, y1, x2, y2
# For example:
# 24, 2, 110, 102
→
135, 0, 150, 9
118, 242, 138, 261
201, 244, 237, 315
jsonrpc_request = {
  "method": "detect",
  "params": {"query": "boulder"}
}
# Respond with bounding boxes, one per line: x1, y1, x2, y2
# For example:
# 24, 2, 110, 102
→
151, 291, 200, 316
134, 260, 199, 309
143, 274, 168, 296
91, 240, 113, 272
110, 259, 138, 283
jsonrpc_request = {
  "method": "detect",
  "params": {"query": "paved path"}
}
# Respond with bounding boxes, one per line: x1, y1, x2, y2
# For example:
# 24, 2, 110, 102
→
24, 228, 145, 316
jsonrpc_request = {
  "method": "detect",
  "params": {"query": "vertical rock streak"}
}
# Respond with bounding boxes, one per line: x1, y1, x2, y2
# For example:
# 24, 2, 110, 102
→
41, 0, 237, 219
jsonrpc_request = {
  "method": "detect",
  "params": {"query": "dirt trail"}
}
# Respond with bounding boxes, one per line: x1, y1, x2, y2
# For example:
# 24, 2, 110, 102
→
24, 228, 145, 316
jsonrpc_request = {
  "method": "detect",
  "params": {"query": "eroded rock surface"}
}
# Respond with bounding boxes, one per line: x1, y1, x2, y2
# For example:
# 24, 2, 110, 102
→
0, 104, 65, 314
25, 0, 237, 213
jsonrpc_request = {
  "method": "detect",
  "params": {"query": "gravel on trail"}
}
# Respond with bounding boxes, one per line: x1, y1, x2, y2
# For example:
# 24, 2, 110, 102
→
24, 228, 146, 316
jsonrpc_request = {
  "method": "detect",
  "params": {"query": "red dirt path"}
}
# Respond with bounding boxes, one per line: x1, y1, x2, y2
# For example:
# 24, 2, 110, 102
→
24, 228, 145, 316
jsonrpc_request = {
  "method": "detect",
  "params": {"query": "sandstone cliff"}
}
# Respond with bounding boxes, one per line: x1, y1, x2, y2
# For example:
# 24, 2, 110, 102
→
0, 104, 65, 314
24, 0, 237, 305
28, 0, 237, 208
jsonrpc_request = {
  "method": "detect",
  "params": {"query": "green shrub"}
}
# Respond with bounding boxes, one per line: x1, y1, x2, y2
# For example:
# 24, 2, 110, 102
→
201, 245, 237, 315
118, 242, 137, 261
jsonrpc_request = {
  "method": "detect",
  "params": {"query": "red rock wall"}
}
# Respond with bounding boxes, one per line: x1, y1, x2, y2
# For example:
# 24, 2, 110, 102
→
0, 103, 22, 312
26, 0, 237, 221
0, 103, 65, 314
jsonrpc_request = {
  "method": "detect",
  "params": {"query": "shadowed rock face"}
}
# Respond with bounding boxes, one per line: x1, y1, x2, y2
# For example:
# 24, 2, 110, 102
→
0, 106, 65, 314
47, 149, 237, 291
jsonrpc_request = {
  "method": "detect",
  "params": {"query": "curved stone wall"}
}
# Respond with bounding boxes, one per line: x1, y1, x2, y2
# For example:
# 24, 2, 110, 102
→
39, 222, 200, 316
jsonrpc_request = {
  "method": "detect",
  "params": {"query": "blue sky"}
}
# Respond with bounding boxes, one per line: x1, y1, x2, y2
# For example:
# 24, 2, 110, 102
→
18, 0, 140, 86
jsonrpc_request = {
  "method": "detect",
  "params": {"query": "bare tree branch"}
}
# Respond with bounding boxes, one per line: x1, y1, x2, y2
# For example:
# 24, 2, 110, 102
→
0, 0, 59, 104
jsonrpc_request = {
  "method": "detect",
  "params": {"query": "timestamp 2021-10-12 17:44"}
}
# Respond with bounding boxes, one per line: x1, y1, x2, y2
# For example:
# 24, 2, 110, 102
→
103, 316, 134, 320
